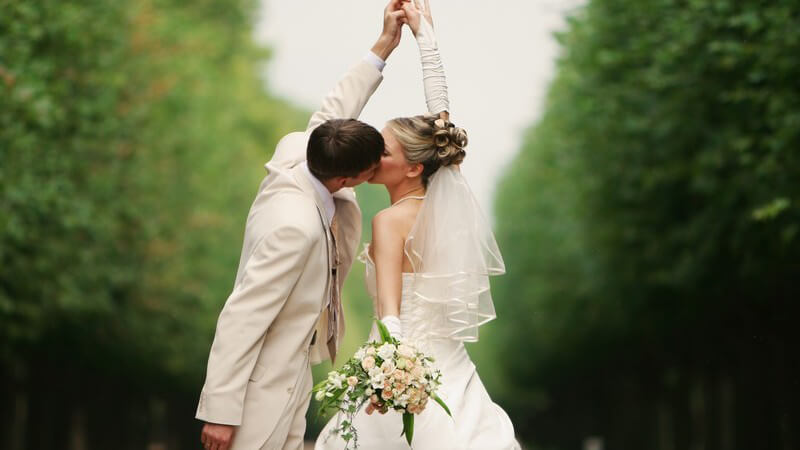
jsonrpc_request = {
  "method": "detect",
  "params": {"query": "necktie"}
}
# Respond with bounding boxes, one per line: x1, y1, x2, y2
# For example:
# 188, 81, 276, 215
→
326, 215, 342, 362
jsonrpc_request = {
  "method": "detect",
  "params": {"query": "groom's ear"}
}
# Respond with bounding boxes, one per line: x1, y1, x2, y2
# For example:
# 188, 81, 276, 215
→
406, 163, 424, 179
334, 176, 350, 191
322, 176, 348, 193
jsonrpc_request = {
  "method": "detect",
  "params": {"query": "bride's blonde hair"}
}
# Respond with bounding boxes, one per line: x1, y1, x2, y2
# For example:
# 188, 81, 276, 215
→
386, 114, 468, 187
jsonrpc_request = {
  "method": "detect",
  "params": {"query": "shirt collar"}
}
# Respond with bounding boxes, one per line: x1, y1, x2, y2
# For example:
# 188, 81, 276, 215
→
302, 161, 335, 224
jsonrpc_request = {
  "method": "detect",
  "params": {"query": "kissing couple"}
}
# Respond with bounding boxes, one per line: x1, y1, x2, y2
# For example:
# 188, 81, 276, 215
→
196, 1, 519, 448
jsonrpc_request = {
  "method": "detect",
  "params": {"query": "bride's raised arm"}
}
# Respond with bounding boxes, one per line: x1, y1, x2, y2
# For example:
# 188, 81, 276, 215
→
402, 0, 450, 121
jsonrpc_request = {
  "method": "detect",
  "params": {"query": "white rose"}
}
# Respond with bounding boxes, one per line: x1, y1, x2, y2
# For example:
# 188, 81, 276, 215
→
397, 394, 409, 407
369, 367, 386, 388
366, 346, 377, 357
377, 343, 397, 360
347, 376, 359, 387
354, 346, 367, 361
371, 377, 386, 389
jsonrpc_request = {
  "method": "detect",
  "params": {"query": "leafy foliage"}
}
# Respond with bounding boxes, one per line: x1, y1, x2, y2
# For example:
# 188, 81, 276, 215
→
492, 0, 800, 448
1, 0, 306, 445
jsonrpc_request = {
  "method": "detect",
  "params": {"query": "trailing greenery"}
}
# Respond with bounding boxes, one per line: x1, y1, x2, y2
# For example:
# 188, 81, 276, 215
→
491, 0, 800, 448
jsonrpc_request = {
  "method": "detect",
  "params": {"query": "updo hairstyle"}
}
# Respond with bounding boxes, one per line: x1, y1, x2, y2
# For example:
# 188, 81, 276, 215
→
386, 114, 468, 187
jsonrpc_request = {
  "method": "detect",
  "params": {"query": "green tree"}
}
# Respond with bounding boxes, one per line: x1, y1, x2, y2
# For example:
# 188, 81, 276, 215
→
1, 0, 306, 446
493, 1, 800, 448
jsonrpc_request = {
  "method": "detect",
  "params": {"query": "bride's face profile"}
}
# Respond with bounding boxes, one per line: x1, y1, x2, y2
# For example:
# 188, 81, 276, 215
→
369, 126, 419, 186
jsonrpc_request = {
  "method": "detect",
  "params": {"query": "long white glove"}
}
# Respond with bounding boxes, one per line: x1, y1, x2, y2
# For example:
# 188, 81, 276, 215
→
381, 315, 403, 340
415, 18, 449, 115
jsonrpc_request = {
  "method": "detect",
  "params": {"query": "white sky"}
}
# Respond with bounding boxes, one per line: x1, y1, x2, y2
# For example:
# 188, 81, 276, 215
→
255, 0, 584, 214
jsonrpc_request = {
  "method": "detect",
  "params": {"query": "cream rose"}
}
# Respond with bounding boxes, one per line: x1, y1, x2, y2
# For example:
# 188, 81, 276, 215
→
381, 359, 396, 374
397, 344, 416, 359
361, 355, 376, 370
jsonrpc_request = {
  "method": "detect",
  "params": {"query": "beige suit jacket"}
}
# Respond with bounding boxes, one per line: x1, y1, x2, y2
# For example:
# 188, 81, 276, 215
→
196, 59, 383, 449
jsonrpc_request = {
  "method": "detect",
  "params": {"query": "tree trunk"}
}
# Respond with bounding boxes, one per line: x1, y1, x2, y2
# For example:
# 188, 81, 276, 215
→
69, 405, 87, 450
10, 391, 28, 450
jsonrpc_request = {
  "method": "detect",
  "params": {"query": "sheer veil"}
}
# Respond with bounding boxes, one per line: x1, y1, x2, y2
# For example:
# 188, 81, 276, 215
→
400, 9, 504, 342
403, 165, 505, 342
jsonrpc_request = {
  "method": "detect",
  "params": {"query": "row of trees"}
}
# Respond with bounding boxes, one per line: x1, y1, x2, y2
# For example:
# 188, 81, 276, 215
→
0, 0, 306, 447
487, 0, 800, 448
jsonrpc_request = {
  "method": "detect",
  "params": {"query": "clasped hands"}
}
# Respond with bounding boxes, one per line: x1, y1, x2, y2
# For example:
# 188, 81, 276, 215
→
372, 0, 435, 61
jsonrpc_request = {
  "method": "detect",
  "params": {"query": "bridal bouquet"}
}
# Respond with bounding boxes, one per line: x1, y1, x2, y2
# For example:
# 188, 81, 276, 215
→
313, 320, 452, 448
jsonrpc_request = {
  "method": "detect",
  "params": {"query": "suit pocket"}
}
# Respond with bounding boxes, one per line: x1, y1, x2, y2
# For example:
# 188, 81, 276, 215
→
249, 362, 267, 382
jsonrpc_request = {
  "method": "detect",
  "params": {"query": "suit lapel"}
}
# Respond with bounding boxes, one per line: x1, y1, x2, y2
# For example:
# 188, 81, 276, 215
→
332, 193, 360, 269
290, 165, 332, 229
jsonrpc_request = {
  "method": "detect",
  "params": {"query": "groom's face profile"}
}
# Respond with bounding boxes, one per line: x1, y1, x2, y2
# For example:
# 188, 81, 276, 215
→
341, 163, 381, 188
308, 118, 384, 190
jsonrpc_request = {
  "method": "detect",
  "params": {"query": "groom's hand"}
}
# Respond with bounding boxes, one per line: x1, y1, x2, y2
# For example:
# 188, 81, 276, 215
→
200, 422, 235, 450
371, 0, 407, 61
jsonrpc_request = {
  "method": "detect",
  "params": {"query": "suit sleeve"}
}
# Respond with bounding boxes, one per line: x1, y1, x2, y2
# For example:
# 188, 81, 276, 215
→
305, 60, 384, 132
267, 60, 384, 168
196, 223, 315, 426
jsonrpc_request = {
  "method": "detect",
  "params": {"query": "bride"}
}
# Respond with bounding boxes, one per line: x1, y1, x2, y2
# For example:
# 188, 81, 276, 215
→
316, 1, 519, 448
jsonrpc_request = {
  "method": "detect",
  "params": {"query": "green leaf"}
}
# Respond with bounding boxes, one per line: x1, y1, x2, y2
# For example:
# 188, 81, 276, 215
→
432, 394, 452, 418
401, 412, 414, 446
312, 379, 329, 392
375, 318, 393, 343
751, 197, 791, 221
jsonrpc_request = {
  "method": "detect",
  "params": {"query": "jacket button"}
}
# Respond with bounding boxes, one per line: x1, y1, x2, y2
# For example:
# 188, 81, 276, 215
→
287, 387, 293, 394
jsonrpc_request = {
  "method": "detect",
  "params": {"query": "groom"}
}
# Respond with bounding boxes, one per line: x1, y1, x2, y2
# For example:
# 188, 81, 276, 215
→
196, 2, 407, 449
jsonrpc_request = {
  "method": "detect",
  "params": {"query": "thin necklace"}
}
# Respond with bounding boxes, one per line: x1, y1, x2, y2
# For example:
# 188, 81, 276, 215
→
392, 186, 425, 206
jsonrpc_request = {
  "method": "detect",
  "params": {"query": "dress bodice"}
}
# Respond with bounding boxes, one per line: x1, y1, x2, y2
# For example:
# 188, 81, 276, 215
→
361, 244, 414, 306
359, 244, 468, 362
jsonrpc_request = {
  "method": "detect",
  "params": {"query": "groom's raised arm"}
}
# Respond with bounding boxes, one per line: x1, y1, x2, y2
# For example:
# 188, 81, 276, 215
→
305, 0, 406, 131
304, 57, 384, 132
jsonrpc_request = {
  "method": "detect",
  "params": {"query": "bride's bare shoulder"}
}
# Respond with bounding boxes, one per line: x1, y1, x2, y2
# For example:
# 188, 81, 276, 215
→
371, 203, 417, 241
372, 206, 404, 236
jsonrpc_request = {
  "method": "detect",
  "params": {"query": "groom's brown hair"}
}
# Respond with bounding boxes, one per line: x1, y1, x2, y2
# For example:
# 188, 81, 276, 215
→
307, 119, 384, 180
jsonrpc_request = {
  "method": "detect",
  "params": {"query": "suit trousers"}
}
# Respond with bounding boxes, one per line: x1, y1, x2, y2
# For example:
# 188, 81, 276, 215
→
258, 365, 313, 450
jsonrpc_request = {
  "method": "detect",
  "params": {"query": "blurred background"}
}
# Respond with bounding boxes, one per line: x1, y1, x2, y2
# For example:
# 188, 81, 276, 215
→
1, 0, 798, 449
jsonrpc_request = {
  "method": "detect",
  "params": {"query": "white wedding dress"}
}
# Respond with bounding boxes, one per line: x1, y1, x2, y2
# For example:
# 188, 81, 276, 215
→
314, 244, 519, 450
